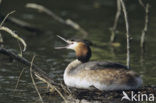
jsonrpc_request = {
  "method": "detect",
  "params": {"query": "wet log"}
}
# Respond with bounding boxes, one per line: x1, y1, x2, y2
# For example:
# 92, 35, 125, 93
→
0, 47, 60, 87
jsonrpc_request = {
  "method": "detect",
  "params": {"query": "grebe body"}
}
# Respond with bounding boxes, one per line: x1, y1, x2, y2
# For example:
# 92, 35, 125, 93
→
56, 35, 143, 91
64, 60, 142, 90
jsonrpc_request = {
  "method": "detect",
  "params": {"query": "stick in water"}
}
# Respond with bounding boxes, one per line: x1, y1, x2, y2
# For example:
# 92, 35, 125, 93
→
26, 3, 88, 38
120, 0, 130, 69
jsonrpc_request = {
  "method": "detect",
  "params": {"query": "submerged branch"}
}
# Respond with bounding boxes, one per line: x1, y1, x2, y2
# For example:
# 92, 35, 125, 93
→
120, 0, 130, 69
26, 3, 88, 38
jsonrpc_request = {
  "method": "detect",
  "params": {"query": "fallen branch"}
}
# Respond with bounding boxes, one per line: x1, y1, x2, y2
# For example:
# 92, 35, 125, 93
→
26, 3, 88, 38
0, 47, 60, 87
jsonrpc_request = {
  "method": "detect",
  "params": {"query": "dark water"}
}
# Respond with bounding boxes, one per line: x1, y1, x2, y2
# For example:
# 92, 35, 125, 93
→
0, 0, 156, 103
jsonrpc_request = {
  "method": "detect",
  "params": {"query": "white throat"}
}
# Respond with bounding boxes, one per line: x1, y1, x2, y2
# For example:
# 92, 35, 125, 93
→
64, 59, 82, 76
63, 59, 82, 87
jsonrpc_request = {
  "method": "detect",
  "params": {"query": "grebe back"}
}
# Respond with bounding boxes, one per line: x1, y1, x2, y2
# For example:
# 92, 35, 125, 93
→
55, 35, 143, 91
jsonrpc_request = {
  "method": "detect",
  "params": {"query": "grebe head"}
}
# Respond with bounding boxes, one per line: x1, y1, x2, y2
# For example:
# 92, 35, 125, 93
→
55, 35, 91, 63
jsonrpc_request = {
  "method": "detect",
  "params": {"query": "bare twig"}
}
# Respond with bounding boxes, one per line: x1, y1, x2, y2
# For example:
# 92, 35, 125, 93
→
120, 0, 130, 69
138, 0, 145, 8
0, 14, 42, 32
30, 56, 44, 103
17, 40, 23, 56
35, 71, 67, 103
26, 3, 88, 38
0, 0, 2, 5
138, 1, 150, 66
0, 11, 15, 45
26, 3, 64, 23
0, 10, 15, 26
0, 11, 27, 51
54, 87, 67, 103
0, 32, 3, 43
9, 17, 42, 32
110, 0, 121, 42
0, 26, 27, 51
140, 4, 150, 48
14, 68, 26, 91
0, 9, 41, 32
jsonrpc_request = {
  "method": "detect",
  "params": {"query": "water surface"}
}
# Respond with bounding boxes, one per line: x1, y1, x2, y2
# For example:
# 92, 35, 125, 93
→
0, 0, 156, 103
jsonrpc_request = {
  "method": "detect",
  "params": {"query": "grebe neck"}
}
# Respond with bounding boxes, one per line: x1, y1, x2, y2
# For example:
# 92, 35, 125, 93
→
75, 45, 91, 63
64, 59, 82, 75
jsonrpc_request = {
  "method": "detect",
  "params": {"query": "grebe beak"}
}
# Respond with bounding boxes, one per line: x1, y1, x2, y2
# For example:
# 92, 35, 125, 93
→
55, 35, 74, 49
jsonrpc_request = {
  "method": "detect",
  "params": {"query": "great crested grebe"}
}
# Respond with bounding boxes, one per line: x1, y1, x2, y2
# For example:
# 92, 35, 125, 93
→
55, 35, 143, 91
